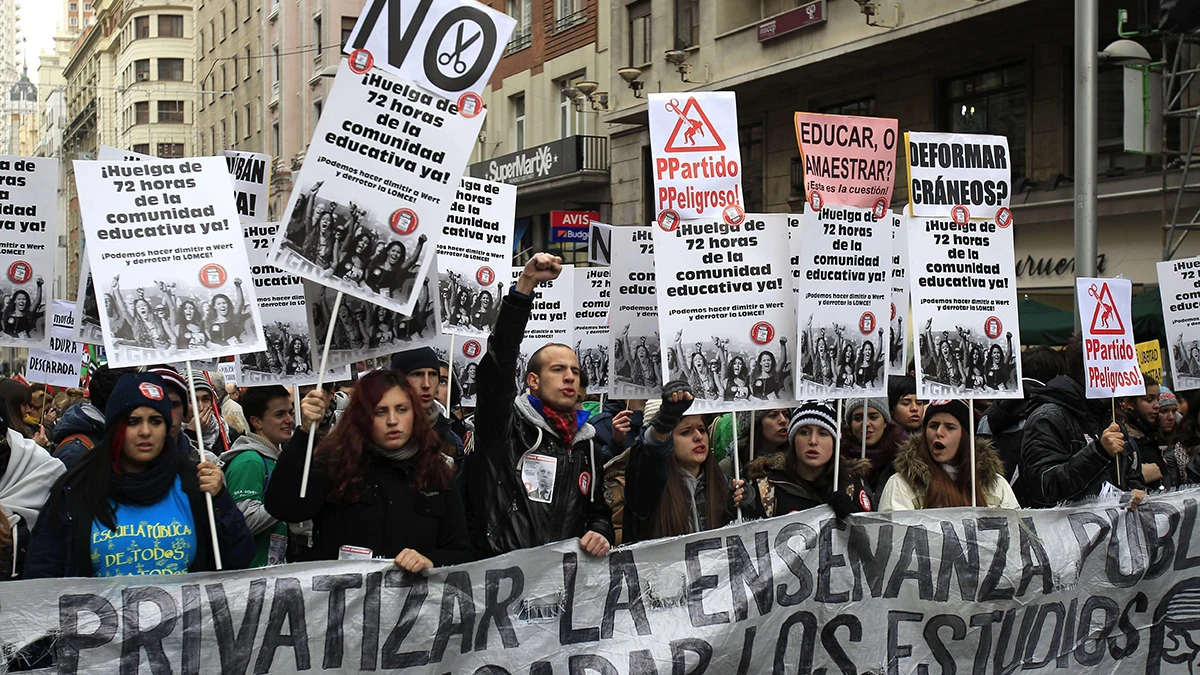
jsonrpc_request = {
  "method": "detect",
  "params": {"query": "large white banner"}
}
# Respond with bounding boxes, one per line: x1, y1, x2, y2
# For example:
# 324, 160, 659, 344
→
608, 227, 659, 400
908, 213, 1021, 399
1159, 256, 1200, 391
0, 156, 56, 349
574, 266, 610, 395
508, 265, 574, 393
1077, 276, 1143, 398
888, 210, 910, 376
648, 92, 743, 223
655, 214, 794, 411
219, 150, 271, 222
795, 207, 890, 399
906, 132, 1012, 220
73, 158, 266, 366
5, 489, 1200, 674
25, 299, 80, 387
269, 59, 484, 316
437, 177, 515, 337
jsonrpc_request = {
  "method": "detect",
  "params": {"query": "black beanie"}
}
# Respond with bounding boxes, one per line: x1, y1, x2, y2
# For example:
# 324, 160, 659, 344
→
390, 347, 439, 374
923, 399, 971, 431
104, 373, 175, 434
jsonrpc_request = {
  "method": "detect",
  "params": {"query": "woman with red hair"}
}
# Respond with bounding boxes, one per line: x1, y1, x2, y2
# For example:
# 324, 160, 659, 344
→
266, 369, 471, 571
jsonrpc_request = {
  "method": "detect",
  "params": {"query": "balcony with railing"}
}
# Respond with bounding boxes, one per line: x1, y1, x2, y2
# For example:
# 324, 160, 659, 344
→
505, 28, 531, 55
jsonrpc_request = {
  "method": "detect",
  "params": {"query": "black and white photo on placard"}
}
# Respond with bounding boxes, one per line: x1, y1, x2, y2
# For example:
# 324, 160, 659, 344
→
305, 276, 440, 369
613, 324, 662, 392
239, 321, 314, 377
667, 331, 792, 403
280, 180, 430, 302
0, 276, 46, 342
800, 317, 886, 390
576, 339, 609, 391
918, 318, 1018, 392
103, 276, 254, 352
439, 268, 502, 335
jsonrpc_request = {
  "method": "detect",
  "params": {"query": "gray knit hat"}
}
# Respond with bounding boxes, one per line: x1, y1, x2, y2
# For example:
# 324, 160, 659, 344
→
788, 401, 839, 444
842, 397, 891, 427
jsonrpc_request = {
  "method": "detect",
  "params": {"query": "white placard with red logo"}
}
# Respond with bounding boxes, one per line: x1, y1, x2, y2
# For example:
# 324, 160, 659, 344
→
268, 58, 484, 316
905, 131, 1012, 221
343, 0, 515, 104
653, 214, 795, 413
453, 335, 486, 407
508, 266, 575, 394
73, 157, 266, 367
907, 211, 1022, 400
647, 92, 744, 224
574, 266, 610, 395
0, 156, 58, 350
1158, 257, 1200, 391
436, 176, 515, 337
608, 226, 660, 401
1076, 277, 1143, 398
25, 300, 81, 388
794, 206, 890, 399
888, 210, 910, 376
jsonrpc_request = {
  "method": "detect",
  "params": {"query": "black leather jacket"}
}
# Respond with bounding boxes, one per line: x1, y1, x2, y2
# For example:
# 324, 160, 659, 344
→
465, 290, 614, 557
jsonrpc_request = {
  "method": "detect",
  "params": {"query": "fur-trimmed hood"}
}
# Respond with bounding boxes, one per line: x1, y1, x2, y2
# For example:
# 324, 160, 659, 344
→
745, 449, 872, 482
893, 429, 1004, 493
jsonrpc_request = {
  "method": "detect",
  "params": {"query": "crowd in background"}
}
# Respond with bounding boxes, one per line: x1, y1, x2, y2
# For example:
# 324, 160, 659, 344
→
0, 252, 1190, 666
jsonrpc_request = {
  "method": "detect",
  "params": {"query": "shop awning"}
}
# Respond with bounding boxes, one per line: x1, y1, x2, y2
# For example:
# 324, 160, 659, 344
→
1017, 288, 1166, 347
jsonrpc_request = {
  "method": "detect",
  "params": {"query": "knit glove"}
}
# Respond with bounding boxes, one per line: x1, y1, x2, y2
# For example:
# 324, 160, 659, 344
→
651, 380, 694, 434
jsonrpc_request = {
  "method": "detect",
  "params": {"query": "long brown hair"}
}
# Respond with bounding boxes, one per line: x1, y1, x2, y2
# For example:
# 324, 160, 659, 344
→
652, 418, 728, 539
916, 424, 988, 509
0, 379, 32, 437
317, 370, 451, 502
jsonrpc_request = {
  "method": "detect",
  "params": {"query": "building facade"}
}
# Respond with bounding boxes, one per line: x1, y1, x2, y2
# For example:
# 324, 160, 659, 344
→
194, 0, 264, 155
63, 0, 96, 34
112, 0, 195, 158
36, 33, 73, 301
603, 0, 1200, 307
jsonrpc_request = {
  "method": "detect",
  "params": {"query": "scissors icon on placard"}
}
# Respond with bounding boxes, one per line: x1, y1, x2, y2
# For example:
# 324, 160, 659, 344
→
438, 23, 481, 75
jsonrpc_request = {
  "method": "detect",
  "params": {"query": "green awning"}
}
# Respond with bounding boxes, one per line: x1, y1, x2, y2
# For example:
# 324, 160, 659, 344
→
1017, 287, 1166, 347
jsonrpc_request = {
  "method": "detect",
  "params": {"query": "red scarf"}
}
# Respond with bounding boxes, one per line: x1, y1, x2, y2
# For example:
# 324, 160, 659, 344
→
541, 405, 578, 441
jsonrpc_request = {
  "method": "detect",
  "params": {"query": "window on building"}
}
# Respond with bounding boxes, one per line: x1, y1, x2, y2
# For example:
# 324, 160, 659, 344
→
134, 59, 150, 81
220, 120, 227, 147
158, 58, 183, 81
944, 63, 1026, 179
134, 16, 149, 38
512, 94, 525, 151
739, 121, 764, 213
642, 145, 655, 227
232, 110, 240, 145
341, 16, 356, 49
313, 15, 324, 64
558, 73, 587, 138
157, 143, 184, 158
822, 97, 876, 116
271, 45, 280, 93
199, 26, 206, 54
221, 64, 227, 91
134, 101, 149, 124
69, 2, 76, 11
210, 126, 216, 151
271, 122, 280, 157
69, 16, 76, 25
159, 14, 183, 37
244, 103, 252, 138
674, 0, 699, 49
158, 100, 184, 123
133, 143, 149, 154
232, 55, 240, 85
220, 10, 227, 40
505, 0, 532, 52
231, 2, 238, 29
629, 1, 650, 66
208, 20, 215, 50
555, 0, 585, 30
246, 45, 254, 76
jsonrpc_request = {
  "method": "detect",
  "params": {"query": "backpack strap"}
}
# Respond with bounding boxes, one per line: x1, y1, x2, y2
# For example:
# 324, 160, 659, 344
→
54, 433, 94, 456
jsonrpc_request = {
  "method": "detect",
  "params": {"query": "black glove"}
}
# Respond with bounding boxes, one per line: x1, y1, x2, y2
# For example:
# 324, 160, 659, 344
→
652, 380, 694, 434
823, 490, 859, 520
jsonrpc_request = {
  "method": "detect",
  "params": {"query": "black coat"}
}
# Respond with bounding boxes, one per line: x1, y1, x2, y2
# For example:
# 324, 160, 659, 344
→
1013, 375, 1145, 508
978, 377, 1044, 480
744, 451, 875, 518
465, 291, 614, 557
622, 429, 735, 545
265, 431, 473, 565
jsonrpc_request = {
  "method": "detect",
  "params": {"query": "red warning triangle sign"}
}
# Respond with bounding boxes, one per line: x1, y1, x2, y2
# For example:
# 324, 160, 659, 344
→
1087, 282, 1126, 335
662, 97, 726, 153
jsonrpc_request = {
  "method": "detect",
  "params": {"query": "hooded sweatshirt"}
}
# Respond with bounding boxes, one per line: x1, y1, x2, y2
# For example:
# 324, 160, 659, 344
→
50, 402, 105, 470
1, 428, 66, 579
221, 433, 287, 567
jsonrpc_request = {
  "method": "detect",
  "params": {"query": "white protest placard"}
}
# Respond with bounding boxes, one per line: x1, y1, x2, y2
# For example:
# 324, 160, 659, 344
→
508, 265, 574, 392
219, 150, 271, 222
26, 299, 80, 387
794, 112, 898, 214
587, 221, 612, 266
344, 0, 515, 105
1159, 256, 1200, 391
0, 156, 56, 349
453, 335, 485, 406
217, 361, 237, 387
73, 157, 266, 366
236, 222, 350, 385
98, 145, 151, 161
73, 254, 104, 345
908, 212, 1022, 399
655, 214, 794, 411
1077, 277, 1143, 398
303, 272, 441, 370
608, 227, 660, 400
574, 266, 610, 395
437, 177, 515, 336
888, 211, 910, 375
648, 92, 743, 224
269, 59, 484, 316
795, 207, 890, 399
905, 132, 1012, 220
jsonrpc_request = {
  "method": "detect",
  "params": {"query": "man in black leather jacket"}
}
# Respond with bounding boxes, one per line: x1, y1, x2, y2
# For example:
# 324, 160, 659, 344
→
1014, 334, 1146, 508
466, 253, 614, 558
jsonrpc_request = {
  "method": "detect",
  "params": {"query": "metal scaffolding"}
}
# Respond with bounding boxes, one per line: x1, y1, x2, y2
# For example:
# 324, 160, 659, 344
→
1162, 28, 1200, 259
